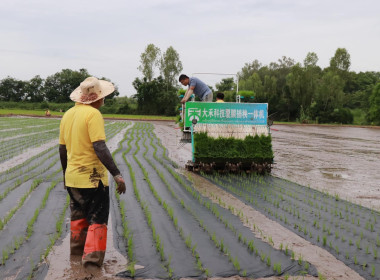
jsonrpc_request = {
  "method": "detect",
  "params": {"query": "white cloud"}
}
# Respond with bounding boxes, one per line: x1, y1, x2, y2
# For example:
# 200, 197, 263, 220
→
0, 0, 379, 96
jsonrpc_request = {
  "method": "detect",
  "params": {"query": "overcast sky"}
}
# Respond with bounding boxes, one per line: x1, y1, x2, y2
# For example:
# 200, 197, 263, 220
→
1, 0, 379, 96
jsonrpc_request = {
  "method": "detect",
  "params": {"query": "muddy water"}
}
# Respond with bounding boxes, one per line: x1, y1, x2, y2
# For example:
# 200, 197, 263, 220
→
271, 125, 380, 210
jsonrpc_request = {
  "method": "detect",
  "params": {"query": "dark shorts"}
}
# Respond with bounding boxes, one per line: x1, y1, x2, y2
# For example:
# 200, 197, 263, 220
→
67, 181, 109, 225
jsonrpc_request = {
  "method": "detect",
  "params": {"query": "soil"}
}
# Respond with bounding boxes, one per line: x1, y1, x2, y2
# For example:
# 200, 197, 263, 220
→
1, 119, 379, 279
153, 121, 380, 280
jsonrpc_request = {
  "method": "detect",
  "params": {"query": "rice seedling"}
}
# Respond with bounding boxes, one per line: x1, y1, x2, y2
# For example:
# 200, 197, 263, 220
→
2, 248, 9, 264
273, 262, 281, 274
371, 265, 376, 277
260, 251, 266, 262
297, 254, 303, 266
356, 239, 361, 249
291, 250, 295, 260
266, 255, 271, 267
322, 235, 327, 246
335, 245, 339, 255
126, 261, 136, 278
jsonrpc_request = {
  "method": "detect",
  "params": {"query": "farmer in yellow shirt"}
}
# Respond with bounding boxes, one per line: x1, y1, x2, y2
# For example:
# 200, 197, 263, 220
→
59, 77, 126, 271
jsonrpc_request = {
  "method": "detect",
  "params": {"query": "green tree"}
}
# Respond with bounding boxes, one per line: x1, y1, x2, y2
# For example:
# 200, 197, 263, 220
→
303, 52, 318, 68
216, 77, 235, 91
238, 59, 262, 80
159, 46, 183, 88
367, 82, 380, 125
316, 71, 345, 111
286, 63, 304, 106
133, 76, 178, 116
44, 69, 90, 103
0, 77, 25, 101
138, 43, 161, 81
303, 52, 321, 108
25, 75, 45, 102
330, 48, 351, 72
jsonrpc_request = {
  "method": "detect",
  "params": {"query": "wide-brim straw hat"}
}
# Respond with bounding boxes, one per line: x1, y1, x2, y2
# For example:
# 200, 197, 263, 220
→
70, 77, 115, 104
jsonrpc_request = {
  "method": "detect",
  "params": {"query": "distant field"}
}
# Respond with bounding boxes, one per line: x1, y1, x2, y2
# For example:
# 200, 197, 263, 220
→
0, 109, 176, 121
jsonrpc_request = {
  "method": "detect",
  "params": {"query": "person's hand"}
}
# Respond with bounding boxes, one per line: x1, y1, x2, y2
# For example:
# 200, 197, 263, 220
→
180, 98, 187, 104
114, 175, 126, 194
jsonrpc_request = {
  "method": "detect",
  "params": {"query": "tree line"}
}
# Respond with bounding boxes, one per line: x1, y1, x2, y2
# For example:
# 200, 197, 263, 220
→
0, 68, 119, 103
1, 46, 379, 124
232, 49, 380, 125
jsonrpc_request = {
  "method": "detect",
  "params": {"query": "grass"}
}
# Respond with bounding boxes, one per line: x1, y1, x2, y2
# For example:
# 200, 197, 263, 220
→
0, 108, 176, 121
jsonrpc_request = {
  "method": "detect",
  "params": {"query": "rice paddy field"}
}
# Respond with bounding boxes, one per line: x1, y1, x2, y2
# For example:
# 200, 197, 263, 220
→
0, 116, 379, 280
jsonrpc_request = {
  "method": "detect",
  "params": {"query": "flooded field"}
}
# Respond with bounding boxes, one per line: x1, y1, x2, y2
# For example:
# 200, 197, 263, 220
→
271, 124, 380, 210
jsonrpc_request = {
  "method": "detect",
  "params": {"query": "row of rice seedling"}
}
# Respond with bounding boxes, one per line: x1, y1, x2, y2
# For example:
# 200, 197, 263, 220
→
0, 144, 57, 182
124, 127, 176, 277
0, 122, 60, 141
0, 118, 128, 164
104, 121, 131, 140
0, 117, 57, 131
202, 172, 380, 279
111, 125, 138, 276
0, 130, 59, 163
134, 123, 316, 278
0, 178, 43, 231
0, 179, 57, 262
0, 180, 68, 279
137, 133, 209, 276
0, 154, 59, 201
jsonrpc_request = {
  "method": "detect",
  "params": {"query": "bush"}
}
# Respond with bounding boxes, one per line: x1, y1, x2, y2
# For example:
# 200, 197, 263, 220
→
330, 108, 353, 124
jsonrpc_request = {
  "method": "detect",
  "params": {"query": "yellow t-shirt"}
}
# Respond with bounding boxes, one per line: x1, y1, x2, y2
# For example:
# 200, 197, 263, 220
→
59, 103, 108, 188
216, 100, 224, 103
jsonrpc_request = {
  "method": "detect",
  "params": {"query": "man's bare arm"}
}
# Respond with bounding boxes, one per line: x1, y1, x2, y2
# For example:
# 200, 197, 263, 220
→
181, 86, 195, 103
